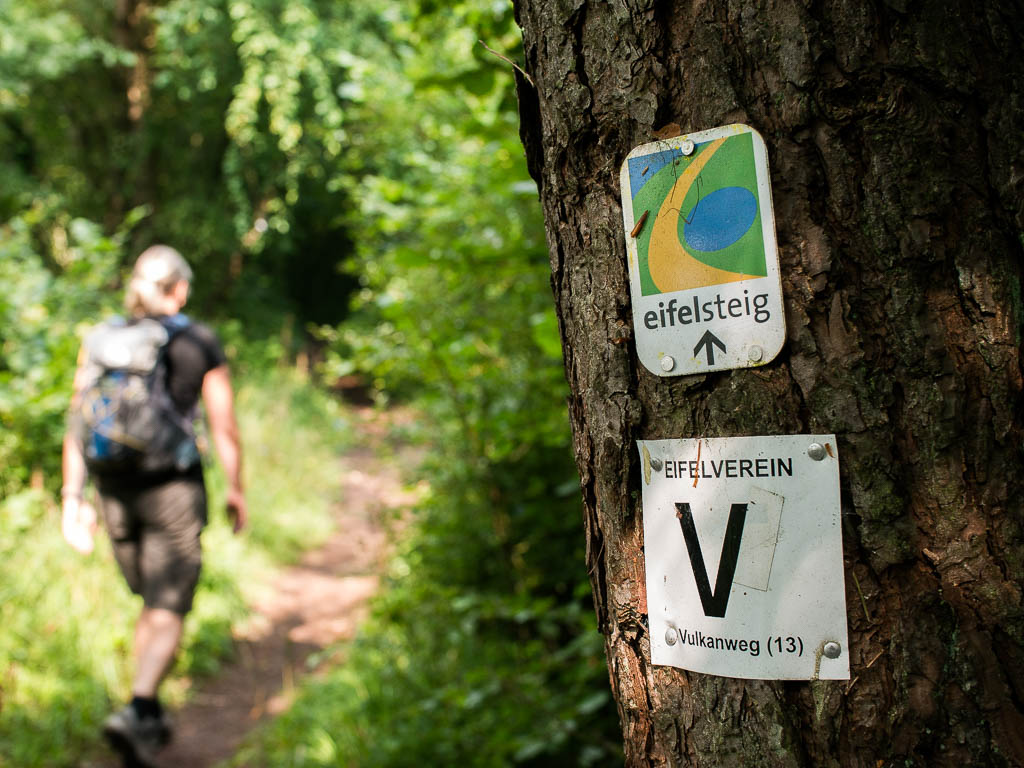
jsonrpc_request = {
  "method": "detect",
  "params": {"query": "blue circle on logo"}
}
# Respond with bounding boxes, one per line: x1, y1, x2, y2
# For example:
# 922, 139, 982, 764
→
683, 187, 757, 252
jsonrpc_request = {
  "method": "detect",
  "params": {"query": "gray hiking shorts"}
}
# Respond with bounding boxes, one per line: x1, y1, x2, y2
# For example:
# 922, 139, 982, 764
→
98, 474, 206, 615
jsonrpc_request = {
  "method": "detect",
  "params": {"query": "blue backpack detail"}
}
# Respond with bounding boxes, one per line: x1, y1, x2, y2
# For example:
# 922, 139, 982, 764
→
72, 315, 198, 474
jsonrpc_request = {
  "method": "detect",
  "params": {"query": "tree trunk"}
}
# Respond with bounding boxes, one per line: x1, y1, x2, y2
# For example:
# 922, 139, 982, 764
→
111, 0, 155, 243
513, 1, 1024, 765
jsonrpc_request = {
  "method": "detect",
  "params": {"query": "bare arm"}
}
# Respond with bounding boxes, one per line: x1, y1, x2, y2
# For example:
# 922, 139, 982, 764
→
62, 431, 88, 499
61, 350, 96, 553
201, 364, 247, 532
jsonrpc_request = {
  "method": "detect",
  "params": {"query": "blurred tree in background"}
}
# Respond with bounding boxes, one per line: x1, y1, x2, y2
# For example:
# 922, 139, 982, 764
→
0, 0, 380, 329
0, 0, 620, 764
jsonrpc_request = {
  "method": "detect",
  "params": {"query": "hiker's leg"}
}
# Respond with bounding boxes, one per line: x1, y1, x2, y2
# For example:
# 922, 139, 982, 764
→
132, 476, 206, 697
103, 607, 177, 762
132, 607, 184, 697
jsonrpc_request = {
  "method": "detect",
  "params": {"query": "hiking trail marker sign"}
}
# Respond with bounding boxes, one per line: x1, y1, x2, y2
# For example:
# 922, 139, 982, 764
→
621, 124, 785, 377
638, 435, 849, 680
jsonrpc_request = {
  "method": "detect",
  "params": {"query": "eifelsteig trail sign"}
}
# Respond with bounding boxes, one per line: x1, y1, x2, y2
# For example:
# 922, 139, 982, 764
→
621, 124, 785, 377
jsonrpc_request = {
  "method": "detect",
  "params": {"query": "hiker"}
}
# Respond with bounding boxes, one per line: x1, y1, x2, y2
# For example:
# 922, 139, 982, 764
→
61, 245, 247, 766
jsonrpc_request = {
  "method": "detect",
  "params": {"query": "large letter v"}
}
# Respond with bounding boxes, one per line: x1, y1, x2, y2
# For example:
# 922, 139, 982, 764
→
676, 502, 747, 618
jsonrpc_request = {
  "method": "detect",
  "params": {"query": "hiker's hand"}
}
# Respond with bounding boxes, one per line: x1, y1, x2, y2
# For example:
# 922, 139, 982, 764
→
226, 487, 247, 534
61, 496, 96, 555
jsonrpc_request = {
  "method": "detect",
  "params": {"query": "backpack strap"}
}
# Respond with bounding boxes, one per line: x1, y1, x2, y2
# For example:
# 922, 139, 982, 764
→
156, 313, 191, 340
144, 314, 194, 425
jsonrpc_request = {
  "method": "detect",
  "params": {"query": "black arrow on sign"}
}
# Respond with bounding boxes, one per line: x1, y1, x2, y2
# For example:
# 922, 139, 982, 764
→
694, 330, 727, 365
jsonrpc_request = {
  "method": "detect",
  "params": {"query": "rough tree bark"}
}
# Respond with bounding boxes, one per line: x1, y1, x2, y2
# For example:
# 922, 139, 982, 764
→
513, 1, 1024, 765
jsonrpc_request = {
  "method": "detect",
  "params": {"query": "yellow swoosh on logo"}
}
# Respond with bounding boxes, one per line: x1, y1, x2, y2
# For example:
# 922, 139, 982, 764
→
648, 137, 760, 292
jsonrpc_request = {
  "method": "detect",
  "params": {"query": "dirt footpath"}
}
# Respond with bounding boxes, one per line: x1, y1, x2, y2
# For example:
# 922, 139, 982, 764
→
98, 408, 419, 768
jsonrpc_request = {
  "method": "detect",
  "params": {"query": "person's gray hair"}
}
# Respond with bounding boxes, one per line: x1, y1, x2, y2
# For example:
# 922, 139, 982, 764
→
124, 245, 193, 317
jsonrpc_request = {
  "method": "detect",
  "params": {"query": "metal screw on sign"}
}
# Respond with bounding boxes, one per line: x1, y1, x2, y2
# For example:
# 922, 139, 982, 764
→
665, 629, 678, 646
748, 345, 764, 362
807, 443, 826, 461
680, 139, 695, 156
650, 457, 664, 472
660, 356, 676, 372
823, 641, 842, 659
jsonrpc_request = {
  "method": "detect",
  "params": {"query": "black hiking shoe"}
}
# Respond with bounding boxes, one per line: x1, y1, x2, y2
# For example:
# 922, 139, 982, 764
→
102, 705, 172, 768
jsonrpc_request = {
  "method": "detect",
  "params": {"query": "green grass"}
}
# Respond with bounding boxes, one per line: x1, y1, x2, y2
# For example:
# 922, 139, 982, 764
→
226, 582, 616, 768
0, 368, 350, 767
223, 423, 622, 768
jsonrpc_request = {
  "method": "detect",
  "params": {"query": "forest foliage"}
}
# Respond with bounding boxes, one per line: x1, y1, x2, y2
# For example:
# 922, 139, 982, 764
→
0, 0, 620, 765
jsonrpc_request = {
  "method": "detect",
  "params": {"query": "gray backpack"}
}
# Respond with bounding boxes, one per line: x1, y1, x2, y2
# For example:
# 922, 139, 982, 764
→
71, 315, 198, 474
